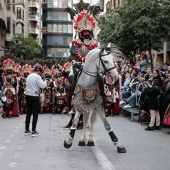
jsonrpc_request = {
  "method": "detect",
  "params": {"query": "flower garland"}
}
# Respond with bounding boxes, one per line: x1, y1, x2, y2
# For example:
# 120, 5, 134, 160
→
4, 77, 12, 86
71, 40, 98, 62
54, 77, 64, 88
106, 76, 114, 85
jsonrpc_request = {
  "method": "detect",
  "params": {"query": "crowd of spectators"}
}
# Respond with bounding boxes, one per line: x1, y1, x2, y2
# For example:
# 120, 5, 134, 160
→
118, 53, 170, 131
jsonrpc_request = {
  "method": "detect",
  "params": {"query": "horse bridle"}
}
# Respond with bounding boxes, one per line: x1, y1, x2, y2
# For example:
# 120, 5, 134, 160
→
99, 48, 116, 75
82, 47, 116, 78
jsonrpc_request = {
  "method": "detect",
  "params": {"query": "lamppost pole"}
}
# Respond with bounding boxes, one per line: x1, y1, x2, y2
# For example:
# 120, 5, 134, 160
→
20, 46, 26, 66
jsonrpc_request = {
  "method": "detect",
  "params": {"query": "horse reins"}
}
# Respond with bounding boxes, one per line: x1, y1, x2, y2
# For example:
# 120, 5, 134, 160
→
82, 47, 116, 78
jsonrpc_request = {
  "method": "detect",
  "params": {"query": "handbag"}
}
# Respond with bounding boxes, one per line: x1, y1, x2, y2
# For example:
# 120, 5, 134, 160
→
163, 104, 170, 125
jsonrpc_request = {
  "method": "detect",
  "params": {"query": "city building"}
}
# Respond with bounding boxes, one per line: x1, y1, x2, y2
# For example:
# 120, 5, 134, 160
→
0, 0, 26, 56
42, 0, 73, 59
28, 0, 41, 44
0, 0, 7, 56
5, 0, 25, 45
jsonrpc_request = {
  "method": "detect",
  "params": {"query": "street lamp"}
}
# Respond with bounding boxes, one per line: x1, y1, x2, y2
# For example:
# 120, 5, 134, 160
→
52, 52, 55, 59
20, 46, 26, 60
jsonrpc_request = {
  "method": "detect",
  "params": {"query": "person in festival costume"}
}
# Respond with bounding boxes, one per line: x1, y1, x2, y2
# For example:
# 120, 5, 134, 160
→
104, 75, 120, 117
40, 65, 55, 113
19, 64, 32, 114
13, 63, 22, 115
1, 58, 19, 118
52, 64, 67, 114
64, 0, 103, 128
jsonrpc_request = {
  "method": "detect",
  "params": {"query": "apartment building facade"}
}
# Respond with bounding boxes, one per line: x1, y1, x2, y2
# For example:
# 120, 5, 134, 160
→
5, 0, 25, 44
0, 0, 7, 56
28, 0, 41, 44
42, 0, 73, 59
0, 0, 25, 56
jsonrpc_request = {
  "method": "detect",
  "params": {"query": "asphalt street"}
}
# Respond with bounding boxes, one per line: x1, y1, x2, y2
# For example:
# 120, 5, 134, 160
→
0, 113, 170, 170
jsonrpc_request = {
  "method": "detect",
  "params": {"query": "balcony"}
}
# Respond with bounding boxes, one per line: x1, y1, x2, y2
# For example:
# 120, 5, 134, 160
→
28, 15, 39, 22
28, 28, 39, 35
0, 0, 7, 29
28, 1, 39, 9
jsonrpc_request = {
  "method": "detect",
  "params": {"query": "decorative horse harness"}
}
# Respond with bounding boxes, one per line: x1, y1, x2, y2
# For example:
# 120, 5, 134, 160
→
74, 48, 117, 112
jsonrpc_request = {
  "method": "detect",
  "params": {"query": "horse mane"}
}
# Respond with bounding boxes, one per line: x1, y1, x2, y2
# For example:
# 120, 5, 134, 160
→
85, 48, 100, 62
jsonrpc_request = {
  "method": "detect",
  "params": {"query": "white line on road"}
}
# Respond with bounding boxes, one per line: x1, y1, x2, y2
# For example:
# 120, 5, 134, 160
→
91, 139, 116, 170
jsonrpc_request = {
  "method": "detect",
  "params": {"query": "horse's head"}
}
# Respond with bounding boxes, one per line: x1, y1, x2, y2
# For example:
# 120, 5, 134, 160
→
98, 44, 122, 81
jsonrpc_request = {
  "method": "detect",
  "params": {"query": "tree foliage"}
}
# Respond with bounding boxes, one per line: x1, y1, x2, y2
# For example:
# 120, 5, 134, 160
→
98, 0, 170, 59
8, 35, 44, 60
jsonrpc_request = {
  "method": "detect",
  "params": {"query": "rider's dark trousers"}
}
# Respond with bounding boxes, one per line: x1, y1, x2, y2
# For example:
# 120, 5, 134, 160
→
25, 95, 39, 131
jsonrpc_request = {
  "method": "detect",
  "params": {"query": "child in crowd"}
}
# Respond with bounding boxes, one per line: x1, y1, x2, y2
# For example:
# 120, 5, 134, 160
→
144, 79, 162, 131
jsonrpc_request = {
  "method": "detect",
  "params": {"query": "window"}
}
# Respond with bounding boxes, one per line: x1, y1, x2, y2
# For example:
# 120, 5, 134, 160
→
53, 24, 57, 32
62, 12, 68, 21
17, 7, 21, 19
47, 12, 53, 20
63, 25, 67, 33
47, 48, 69, 58
63, 0, 68, 8
7, 17, 10, 33
58, 12, 63, 20
63, 37, 67, 44
58, 24, 62, 32
68, 25, 73, 33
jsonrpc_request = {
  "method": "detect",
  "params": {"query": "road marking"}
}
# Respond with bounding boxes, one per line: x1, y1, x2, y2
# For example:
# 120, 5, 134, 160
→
13, 130, 18, 133
9, 162, 16, 168
91, 139, 115, 170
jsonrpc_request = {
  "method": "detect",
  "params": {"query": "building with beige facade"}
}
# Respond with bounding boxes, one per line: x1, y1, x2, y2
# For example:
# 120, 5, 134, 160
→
0, 0, 26, 57
28, 0, 41, 44
0, 0, 7, 56
0, 0, 42, 58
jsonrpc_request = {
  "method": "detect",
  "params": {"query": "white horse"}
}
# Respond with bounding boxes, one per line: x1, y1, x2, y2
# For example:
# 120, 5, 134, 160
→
64, 46, 126, 153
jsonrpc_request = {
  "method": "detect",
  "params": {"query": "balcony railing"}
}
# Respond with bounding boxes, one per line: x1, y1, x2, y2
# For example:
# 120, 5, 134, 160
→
28, 15, 39, 22
28, 28, 39, 35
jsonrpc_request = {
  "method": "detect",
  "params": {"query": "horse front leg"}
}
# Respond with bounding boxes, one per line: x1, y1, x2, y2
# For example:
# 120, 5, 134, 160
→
64, 109, 81, 149
95, 106, 126, 153
86, 110, 96, 146
78, 111, 88, 146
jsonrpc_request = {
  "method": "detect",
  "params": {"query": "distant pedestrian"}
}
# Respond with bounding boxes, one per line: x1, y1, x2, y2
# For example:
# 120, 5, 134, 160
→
25, 66, 47, 136
144, 79, 162, 131
139, 54, 149, 76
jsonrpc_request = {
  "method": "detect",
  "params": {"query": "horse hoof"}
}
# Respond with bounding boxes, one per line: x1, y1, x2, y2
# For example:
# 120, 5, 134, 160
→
78, 141, 86, 146
117, 147, 126, 153
87, 141, 94, 146
64, 140, 72, 149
